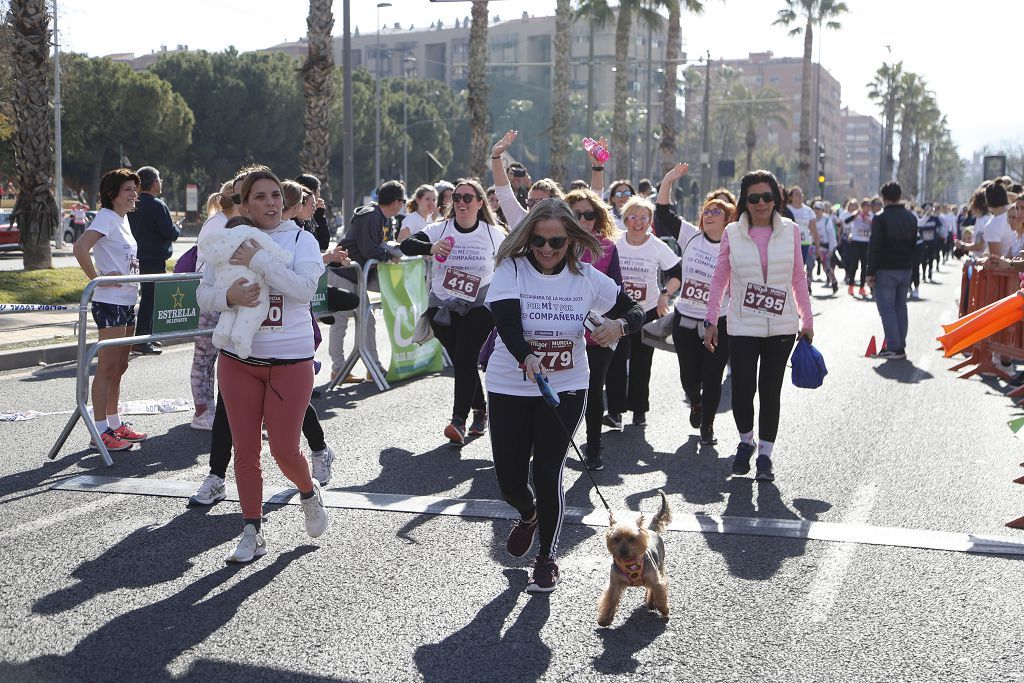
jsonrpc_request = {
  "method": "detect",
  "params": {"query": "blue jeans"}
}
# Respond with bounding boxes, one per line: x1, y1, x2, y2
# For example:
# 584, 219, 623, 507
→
873, 269, 912, 352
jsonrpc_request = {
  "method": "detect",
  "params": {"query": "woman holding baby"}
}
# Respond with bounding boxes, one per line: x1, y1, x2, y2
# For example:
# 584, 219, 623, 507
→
196, 169, 329, 562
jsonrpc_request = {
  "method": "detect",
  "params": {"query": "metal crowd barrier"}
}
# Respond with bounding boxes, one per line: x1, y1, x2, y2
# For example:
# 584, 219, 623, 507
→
46, 272, 210, 467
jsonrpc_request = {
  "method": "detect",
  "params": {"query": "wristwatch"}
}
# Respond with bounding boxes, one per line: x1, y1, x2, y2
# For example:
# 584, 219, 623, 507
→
702, 319, 713, 329
659, 287, 669, 296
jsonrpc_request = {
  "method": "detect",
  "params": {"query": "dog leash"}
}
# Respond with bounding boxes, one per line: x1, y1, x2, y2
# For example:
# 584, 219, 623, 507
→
536, 373, 612, 513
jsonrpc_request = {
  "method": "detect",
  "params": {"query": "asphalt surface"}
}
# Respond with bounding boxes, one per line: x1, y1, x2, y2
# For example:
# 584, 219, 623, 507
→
1, 261, 1022, 682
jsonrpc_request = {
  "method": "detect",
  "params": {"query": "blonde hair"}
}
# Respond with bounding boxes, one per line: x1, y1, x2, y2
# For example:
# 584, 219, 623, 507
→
530, 178, 564, 199
205, 192, 222, 217
494, 198, 603, 275
620, 195, 655, 222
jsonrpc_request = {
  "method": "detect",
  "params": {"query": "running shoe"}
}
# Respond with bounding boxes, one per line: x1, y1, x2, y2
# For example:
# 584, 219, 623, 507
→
226, 523, 267, 563
113, 423, 147, 442
858, 286, 867, 298
700, 425, 717, 446
310, 445, 336, 486
189, 474, 227, 506
506, 515, 539, 557
832, 281, 839, 294
190, 411, 214, 431
847, 284, 855, 296
91, 428, 133, 452
632, 411, 647, 427
875, 349, 907, 360
731, 442, 756, 476
444, 416, 467, 445
585, 445, 605, 471
300, 481, 330, 538
689, 404, 702, 429
526, 555, 560, 593
602, 413, 623, 430
754, 455, 775, 482
468, 409, 487, 436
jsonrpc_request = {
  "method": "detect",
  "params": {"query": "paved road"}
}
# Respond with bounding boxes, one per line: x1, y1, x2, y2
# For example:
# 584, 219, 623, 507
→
0, 235, 198, 272
0, 261, 1022, 681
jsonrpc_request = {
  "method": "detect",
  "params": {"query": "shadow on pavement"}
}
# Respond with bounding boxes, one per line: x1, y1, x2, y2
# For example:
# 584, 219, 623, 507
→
414, 567, 551, 682
872, 359, 934, 383
6, 546, 316, 681
593, 605, 669, 674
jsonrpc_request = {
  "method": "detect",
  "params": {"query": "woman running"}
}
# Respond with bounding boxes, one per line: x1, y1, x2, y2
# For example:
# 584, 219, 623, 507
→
197, 169, 329, 562
812, 199, 839, 293
704, 170, 813, 483
400, 178, 506, 443
486, 198, 643, 593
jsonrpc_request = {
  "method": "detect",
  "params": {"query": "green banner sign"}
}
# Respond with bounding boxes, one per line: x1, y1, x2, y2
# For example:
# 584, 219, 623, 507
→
312, 272, 328, 315
379, 259, 444, 382
153, 280, 200, 335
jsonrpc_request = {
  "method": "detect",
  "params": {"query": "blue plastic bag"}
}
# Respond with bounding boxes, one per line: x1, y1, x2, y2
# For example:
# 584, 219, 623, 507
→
791, 337, 827, 389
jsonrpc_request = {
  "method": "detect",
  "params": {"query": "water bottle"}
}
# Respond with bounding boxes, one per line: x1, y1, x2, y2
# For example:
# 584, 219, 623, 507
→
584, 311, 618, 350
435, 235, 455, 263
582, 137, 610, 163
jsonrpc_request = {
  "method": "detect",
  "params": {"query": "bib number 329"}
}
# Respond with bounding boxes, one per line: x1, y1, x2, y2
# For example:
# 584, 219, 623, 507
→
742, 283, 786, 318
528, 339, 574, 372
442, 267, 481, 302
623, 281, 647, 303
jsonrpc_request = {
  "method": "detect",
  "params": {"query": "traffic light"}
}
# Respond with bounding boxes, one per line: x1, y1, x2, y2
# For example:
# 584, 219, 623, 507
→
817, 144, 826, 196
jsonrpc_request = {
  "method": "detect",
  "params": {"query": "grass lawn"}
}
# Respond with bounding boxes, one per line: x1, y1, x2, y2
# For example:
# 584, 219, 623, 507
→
0, 268, 90, 304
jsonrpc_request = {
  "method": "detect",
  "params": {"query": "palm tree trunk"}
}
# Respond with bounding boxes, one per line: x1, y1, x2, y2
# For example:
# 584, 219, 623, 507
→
798, 15, 814, 192
745, 121, 756, 173
612, 5, 632, 180
882, 98, 896, 183
300, 0, 335, 204
467, 1, 490, 181
549, 0, 571, 185
586, 19, 596, 137
10, 0, 57, 270
659, 0, 681, 174
896, 112, 914, 191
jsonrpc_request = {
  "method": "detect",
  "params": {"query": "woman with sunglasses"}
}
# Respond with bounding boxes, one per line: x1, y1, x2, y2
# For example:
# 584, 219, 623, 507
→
607, 180, 636, 230
564, 187, 622, 471
671, 195, 734, 446
604, 196, 682, 429
703, 170, 813, 483
400, 178, 506, 443
486, 198, 643, 593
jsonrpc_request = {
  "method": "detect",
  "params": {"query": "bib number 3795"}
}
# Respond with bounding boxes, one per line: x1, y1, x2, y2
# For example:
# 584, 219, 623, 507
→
442, 267, 481, 302
742, 283, 786, 318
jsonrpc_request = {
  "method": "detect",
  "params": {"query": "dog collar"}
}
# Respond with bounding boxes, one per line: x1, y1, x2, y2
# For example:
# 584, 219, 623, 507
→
614, 555, 645, 587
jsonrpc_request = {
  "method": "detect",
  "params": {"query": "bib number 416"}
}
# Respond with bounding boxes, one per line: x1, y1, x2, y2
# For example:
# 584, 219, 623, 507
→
442, 267, 481, 302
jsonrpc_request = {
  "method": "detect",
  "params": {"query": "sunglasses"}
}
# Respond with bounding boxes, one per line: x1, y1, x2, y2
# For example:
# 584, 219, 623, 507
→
613, 190, 633, 198
526, 197, 542, 208
703, 207, 724, 217
451, 192, 479, 204
626, 213, 651, 224
230, 193, 241, 205
575, 210, 596, 221
746, 192, 775, 205
529, 234, 568, 250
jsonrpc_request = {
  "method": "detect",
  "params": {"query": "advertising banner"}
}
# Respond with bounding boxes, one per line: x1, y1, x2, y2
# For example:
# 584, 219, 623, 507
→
378, 259, 444, 382
153, 280, 200, 335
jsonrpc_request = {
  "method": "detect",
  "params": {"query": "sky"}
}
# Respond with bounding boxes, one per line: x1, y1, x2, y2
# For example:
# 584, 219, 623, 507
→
55, 0, 1020, 158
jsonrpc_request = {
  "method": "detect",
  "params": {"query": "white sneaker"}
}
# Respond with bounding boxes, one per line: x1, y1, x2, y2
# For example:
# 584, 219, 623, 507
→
301, 481, 329, 538
190, 411, 215, 431
310, 445, 336, 486
189, 474, 226, 506
226, 523, 267, 563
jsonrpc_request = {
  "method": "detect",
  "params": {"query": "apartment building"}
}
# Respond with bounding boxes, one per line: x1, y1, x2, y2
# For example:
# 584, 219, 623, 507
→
842, 108, 883, 200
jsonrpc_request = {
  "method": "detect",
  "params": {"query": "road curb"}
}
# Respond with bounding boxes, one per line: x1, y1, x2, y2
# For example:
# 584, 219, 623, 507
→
0, 337, 193, 372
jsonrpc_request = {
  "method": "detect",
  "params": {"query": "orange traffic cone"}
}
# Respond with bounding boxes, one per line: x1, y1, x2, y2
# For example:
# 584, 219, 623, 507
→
864, 336, 878, 357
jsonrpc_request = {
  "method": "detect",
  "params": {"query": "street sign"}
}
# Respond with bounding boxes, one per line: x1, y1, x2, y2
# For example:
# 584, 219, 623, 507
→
185, 184, 198, 212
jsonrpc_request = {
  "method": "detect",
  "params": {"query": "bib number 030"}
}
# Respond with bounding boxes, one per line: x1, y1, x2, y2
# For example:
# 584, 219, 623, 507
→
681, 277, 710, 304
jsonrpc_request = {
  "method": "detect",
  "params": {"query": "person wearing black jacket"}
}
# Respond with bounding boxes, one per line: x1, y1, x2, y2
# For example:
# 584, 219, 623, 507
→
127, 166, 180, 354
295, 173, 332, 251
866, 181, 918, 360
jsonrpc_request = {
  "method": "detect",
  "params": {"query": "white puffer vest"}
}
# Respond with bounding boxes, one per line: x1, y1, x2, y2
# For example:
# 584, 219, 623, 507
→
725, 213, 801, 338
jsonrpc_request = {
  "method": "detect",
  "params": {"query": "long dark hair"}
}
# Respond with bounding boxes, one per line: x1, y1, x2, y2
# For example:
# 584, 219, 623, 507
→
441, 177, 502, 229
735, 170, 783, 223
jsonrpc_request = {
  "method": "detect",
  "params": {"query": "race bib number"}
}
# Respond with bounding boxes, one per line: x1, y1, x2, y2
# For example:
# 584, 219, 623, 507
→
921, 228, 935, 241
623, 281, 648, 303
128, 257, 140, 275
856, 224, 871, 240
528, 338, 574, 372
442, 267, 481, 302
260, 294, 283, 330
743, 283, 786, 318
681, 277, 710, 304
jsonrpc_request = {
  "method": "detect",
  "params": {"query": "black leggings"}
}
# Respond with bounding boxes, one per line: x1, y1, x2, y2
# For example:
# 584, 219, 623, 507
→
911, 242, 926, 289
584, 344, 614, 448
429, 305, 491, 419
671, 314, 730, 429
488, 389, 587, 558
606, 308, 659, 414
845, 242, 869, 286
209, 392, 326, 479
728, 334, 795, 444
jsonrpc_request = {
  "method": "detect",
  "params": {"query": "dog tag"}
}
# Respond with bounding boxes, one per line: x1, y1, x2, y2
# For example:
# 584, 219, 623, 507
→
623, 281, 647, 304
442, 267, 481, 302
260, 294, 283, 330
528, 338, 574, 372
742, 283, 786, 318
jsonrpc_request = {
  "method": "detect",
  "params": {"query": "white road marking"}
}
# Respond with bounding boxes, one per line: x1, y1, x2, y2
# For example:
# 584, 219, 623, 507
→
798, 484, 877, 624
0, 494, 125, 541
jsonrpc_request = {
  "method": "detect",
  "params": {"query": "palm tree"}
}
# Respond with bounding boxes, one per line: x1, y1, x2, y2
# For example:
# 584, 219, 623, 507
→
658, 0, 704, 174
612, 0, 664, 180
738, 86, 789, 172
550, 0, 572, 184
574, 0, 613, 139
9, 0, 58, 270
773, 0, 847, 192
467, 1, 490, 180
895, 72, 925, 192
299, 0, 335, 204
866, 60, 903, 186
908, 92, 939, 200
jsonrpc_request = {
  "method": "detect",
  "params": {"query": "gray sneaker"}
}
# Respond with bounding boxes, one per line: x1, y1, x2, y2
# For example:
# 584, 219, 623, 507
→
189, 474, 226, 507
301, 481, 330, 538
310, 445, 336, 486
226, 523, 267, 563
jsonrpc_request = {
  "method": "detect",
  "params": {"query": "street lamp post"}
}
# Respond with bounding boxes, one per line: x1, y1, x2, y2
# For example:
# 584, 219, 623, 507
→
402, 55, 417, 185
374, 2, 391, 189
53, 0, 63, 248
343, 0, 354, 220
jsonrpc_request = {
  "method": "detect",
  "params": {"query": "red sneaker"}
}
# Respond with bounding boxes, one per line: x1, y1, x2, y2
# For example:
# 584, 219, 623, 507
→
91, 428, 133, 452
113, 423, 147, 442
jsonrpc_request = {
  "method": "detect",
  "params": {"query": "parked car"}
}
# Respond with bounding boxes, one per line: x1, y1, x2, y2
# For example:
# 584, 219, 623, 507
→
0, 211, 17, 251
60, 210, 95, 244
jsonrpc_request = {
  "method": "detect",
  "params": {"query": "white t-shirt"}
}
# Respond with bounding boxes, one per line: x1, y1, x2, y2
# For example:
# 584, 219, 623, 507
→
981, 212, 1012, 257
248, 226, 325, 360
938, 212, 955, 239
87, 208, 139, 306
850, 212, 873, 242
196, 211, 228, 272
485, 257, 619, 396
972, 214, 992, 243
1009, 229, 1024, 259
815, 215, 836, 250
402, 211, 432, 234
615, 234, 681, 312
675, 231, 728, 321
421, 219, 505, 304
789, 204, 815, 245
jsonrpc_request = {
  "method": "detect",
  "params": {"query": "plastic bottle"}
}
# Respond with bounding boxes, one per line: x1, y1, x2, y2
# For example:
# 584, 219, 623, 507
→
435, 235, 456, 263
582, 137, 610, 163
